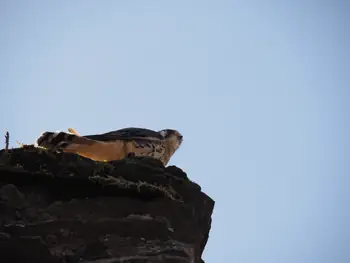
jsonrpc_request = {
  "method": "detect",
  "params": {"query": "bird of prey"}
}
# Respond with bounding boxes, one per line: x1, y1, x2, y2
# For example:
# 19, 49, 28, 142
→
35, 127, 183, 165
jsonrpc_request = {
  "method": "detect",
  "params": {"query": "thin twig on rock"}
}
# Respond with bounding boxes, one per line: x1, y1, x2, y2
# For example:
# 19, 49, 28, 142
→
5, 131, 9, 153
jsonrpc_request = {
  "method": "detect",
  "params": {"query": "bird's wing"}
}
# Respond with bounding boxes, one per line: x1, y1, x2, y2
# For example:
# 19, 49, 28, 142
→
83, 127, 164, 142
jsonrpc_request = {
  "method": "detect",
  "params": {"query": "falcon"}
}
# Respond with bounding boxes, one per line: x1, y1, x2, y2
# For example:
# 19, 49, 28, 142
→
35, 127, 183, 166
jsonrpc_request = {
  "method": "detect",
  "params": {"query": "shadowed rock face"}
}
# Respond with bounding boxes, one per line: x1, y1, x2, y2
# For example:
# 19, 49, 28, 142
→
0, 146, 214, 263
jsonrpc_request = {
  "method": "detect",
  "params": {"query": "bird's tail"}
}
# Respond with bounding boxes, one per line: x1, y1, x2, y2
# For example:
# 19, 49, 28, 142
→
35, 131, 93, 151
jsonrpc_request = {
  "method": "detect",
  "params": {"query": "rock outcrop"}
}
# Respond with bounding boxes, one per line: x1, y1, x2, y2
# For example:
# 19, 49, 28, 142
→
0, 146, 214, 263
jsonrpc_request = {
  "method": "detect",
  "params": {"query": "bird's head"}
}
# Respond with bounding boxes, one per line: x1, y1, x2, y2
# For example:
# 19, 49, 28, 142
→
159, 129, 183, 150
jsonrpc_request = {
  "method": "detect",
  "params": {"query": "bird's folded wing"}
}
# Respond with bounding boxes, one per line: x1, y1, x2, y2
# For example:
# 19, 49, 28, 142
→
84, 127, 163, 142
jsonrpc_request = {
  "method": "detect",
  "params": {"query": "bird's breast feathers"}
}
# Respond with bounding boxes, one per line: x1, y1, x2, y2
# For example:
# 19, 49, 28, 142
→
126, 139, 166, 159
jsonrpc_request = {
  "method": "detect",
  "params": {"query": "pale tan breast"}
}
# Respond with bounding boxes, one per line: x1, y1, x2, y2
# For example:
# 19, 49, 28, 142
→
64, 140, 126, 162
160, 141, 178, 166
63, 138, 169, 164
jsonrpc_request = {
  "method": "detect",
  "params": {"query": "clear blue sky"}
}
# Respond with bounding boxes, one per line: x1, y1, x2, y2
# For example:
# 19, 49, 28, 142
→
1, 1, 349, 262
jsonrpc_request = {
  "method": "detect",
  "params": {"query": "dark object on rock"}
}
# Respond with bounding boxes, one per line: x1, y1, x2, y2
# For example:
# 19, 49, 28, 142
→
0, 146, 214, 263
127, 152, 136, 158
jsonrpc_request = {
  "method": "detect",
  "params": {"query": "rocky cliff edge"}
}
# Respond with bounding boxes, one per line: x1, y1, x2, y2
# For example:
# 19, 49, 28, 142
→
0, 146, 214, 263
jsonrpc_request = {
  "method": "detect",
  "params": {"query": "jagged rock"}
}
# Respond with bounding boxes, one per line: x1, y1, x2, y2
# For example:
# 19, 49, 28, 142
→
0, 146, 214, 263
